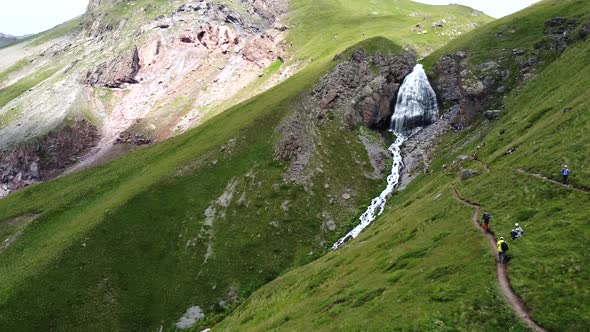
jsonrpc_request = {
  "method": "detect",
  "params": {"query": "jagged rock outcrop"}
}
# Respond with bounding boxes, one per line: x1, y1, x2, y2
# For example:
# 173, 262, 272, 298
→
431, 16, 590, 128
115, 131, 152, 145
84, 47, 141, 88
86, 0, 115, 11
315, 49, 416, 130
243, 34, 284, 67
0, 120, 99, 197
242, 0, 289, 27
484, 110, 502, 120
535, 17, 582, 53
196, 24, 239, 51
432, 51, 511, 127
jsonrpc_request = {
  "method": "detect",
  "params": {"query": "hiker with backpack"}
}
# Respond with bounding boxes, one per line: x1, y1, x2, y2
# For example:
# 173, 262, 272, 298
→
482, 211, 491, 232
497, 237, 509, 264
562, 165, 571, 184
514, 223, 524, 238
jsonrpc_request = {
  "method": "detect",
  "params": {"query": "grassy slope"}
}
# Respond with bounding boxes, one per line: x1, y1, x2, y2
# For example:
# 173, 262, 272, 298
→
423, 0, 590, 69
455, 37, 590, 330
0, 1, 493, 330
288, 0, 491, 59
0, 39, 404, 331
215, 173, 527, 331
0, 17, 82, 51
215, 2, 590, 331
0, 67, 59, 111
185, 0, 494, 126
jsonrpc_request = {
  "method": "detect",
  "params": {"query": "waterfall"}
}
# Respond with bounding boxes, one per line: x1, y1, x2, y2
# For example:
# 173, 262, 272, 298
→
332, 64, 438, 250
390, 64, 439, 135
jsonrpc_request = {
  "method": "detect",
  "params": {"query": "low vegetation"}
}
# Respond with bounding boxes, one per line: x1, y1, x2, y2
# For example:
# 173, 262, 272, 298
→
0, 0, 587, 331
0, 39, 405, 330
0, 67, 59, 109
214, 2, 590, 330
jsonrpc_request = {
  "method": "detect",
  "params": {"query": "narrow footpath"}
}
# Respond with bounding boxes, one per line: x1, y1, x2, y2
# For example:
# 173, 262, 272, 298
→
516, 168, 589, 194
451, 185, 547, 332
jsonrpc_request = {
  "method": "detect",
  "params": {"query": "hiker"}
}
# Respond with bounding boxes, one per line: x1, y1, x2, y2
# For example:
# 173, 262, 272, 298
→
482, 211, 491, 232
514, 223, 524, 238
511, 229, 518, 240
562, 165, 571, 184
497, 237, 509, 264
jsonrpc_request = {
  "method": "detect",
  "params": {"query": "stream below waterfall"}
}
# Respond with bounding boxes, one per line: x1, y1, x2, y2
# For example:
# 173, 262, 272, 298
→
332, 64, 439, 250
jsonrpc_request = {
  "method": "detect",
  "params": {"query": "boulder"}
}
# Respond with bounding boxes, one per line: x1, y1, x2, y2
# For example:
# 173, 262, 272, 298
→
432, 21, 444, 29
462, 78, 484, 97
84, 47, 141, 88
484, 110, 502, 120
460, 169, 478, 180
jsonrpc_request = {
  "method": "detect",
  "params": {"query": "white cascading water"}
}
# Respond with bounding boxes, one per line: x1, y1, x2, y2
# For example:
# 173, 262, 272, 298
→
391, 64, 439, 135
332, 64, 438, 250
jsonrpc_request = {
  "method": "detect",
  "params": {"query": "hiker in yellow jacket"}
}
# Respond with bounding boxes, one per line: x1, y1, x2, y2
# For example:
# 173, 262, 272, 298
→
497, 237, 509, 264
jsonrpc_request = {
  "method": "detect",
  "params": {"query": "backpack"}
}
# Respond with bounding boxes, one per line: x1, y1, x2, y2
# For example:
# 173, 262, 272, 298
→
501, 241, 509, 252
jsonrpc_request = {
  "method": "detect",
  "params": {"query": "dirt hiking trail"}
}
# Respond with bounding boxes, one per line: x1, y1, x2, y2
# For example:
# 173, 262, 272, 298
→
516, 168, 589, 194
451, 185, 547, 332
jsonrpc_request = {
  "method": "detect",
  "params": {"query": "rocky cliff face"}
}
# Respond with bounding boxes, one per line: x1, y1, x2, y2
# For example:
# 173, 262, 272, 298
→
0, 120, 99, 198
274, 48, 415, 184
73, 0, 291, 169
431, 16, 589, 128
317, 50, 416, 130
84, 47, 141, 88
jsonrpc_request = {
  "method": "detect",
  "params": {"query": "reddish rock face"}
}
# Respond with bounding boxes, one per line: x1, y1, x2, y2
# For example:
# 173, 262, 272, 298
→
243, 34, 282, 68
359, 81, 402, 129
196, 24, 240, 52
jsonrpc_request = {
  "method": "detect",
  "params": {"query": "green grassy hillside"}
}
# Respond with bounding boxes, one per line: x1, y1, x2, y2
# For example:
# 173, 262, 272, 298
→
0, 38, 406, 330
424, 0, 590, 68
2, 0, 588, 331
288, 0, 491, 59
0, 0, 491, 167
214, 1, 590, 331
